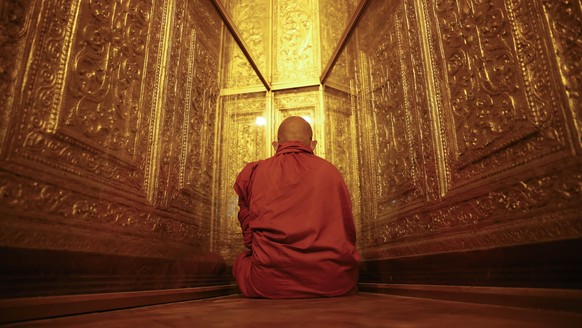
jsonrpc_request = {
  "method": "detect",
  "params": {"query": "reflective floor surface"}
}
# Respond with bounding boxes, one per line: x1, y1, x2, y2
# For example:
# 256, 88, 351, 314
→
6, 293, 581, 327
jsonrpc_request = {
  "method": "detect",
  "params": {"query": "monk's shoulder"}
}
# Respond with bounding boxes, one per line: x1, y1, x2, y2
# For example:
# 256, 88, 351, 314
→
236, 160, 262, 182
310, 155, 343, 176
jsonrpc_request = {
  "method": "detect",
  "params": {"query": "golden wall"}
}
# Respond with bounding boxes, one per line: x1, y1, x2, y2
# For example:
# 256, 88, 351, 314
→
0, 0, 227, 297
326, 0, 582, 263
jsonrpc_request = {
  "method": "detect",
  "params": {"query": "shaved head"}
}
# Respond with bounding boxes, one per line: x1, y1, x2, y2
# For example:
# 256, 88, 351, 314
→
277, 116, 313, 145
272, 116, 317, 151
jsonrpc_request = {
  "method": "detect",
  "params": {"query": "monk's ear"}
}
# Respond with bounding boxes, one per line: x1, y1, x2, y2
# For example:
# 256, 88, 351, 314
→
309, 140, 317, 150
272, 141, 279, 150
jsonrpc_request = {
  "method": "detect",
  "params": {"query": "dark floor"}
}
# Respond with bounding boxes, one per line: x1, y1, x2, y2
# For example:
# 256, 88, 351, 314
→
6, 293, 582, 327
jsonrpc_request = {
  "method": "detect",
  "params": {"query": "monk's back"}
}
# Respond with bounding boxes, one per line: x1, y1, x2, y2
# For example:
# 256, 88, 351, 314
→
234, 141, 360, 298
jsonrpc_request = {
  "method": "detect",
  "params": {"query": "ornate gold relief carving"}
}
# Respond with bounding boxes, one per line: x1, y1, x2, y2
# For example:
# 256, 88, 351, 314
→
153, 0, 221, 233
0, 0, 222, 260
541, 0, 582, 147
324, 89, 354, 184
325, 46, 352, 91
224, 0, 270, 82
353, 0, 436, 218
324, 87, 361, 232
362, 167, 582, 259
221, 31, 265, 90
215, 92, 268, 260
61, 0, 151, 159
273, 0, 320, 84
434, 0, 537, 164
318, 0, 358, 70
0, 0, 36, 153
0, 171, 206, 257
326, 0, 582, 260
8, 0, 165, 195
175, 33, 219, 205
426, 0, 571, 187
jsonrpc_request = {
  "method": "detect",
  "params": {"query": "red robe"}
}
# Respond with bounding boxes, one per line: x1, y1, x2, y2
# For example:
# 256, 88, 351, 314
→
233, 141, 360, 298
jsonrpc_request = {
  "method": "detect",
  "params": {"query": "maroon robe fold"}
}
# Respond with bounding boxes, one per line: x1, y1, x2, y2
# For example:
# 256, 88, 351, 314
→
233, 141, 360, 298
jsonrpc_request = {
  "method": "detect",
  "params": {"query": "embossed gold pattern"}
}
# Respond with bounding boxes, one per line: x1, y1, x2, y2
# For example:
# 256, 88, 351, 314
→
215, 92, 269, 259
1, 0, 223, 266
327, 0, 582, 260
223, 0, 271, 83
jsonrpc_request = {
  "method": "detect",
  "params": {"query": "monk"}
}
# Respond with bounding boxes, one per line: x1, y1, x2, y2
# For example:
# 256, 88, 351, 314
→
233, 116, 360, 298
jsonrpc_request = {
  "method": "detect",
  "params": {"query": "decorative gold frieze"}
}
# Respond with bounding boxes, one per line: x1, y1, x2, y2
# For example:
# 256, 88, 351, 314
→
364, 211, 582, 259
0, 171, 207, 257
361, 166, 582, 259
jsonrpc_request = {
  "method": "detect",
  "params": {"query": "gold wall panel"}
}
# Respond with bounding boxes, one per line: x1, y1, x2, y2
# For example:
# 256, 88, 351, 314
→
1, 0, 164, 245
325, 0, 582, 260
214, 92, 269, 260
0, 0, 37, 154
323, 87, 361, 239
0, 0, 227, 297
221, 24, 265, 90
157, 0, 222, 223
272, 0, 320, 85
223, 0, 271, 84
318, 0, 359, 71
355, 0, 438, 219
325, 40, 353, 91
425, 0, 574, 189
541, 1, 582, 148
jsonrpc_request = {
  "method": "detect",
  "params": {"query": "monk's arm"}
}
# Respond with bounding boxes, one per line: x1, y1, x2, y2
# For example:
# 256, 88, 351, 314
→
234, 163, 256, 251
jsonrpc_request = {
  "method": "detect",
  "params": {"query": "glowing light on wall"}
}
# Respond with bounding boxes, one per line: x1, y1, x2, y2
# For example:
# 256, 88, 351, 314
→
255, 116, 267, 126
301, 116, 313, 124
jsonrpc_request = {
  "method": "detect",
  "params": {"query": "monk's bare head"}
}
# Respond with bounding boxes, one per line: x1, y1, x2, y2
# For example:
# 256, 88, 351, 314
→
272, 116, 317, 151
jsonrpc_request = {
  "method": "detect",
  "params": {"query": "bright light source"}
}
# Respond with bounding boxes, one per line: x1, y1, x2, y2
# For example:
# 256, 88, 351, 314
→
255, 116, 267, 126
301, 116, 313, 124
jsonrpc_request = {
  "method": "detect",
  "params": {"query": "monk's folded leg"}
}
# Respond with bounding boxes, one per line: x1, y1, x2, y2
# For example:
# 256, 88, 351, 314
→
233, 252, 260, 298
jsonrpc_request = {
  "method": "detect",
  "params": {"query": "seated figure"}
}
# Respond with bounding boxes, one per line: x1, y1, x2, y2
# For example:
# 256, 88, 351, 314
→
233, 116, 361, 298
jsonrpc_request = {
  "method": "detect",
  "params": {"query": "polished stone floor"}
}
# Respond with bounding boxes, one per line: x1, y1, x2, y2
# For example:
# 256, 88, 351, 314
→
6, 293, 581, 327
